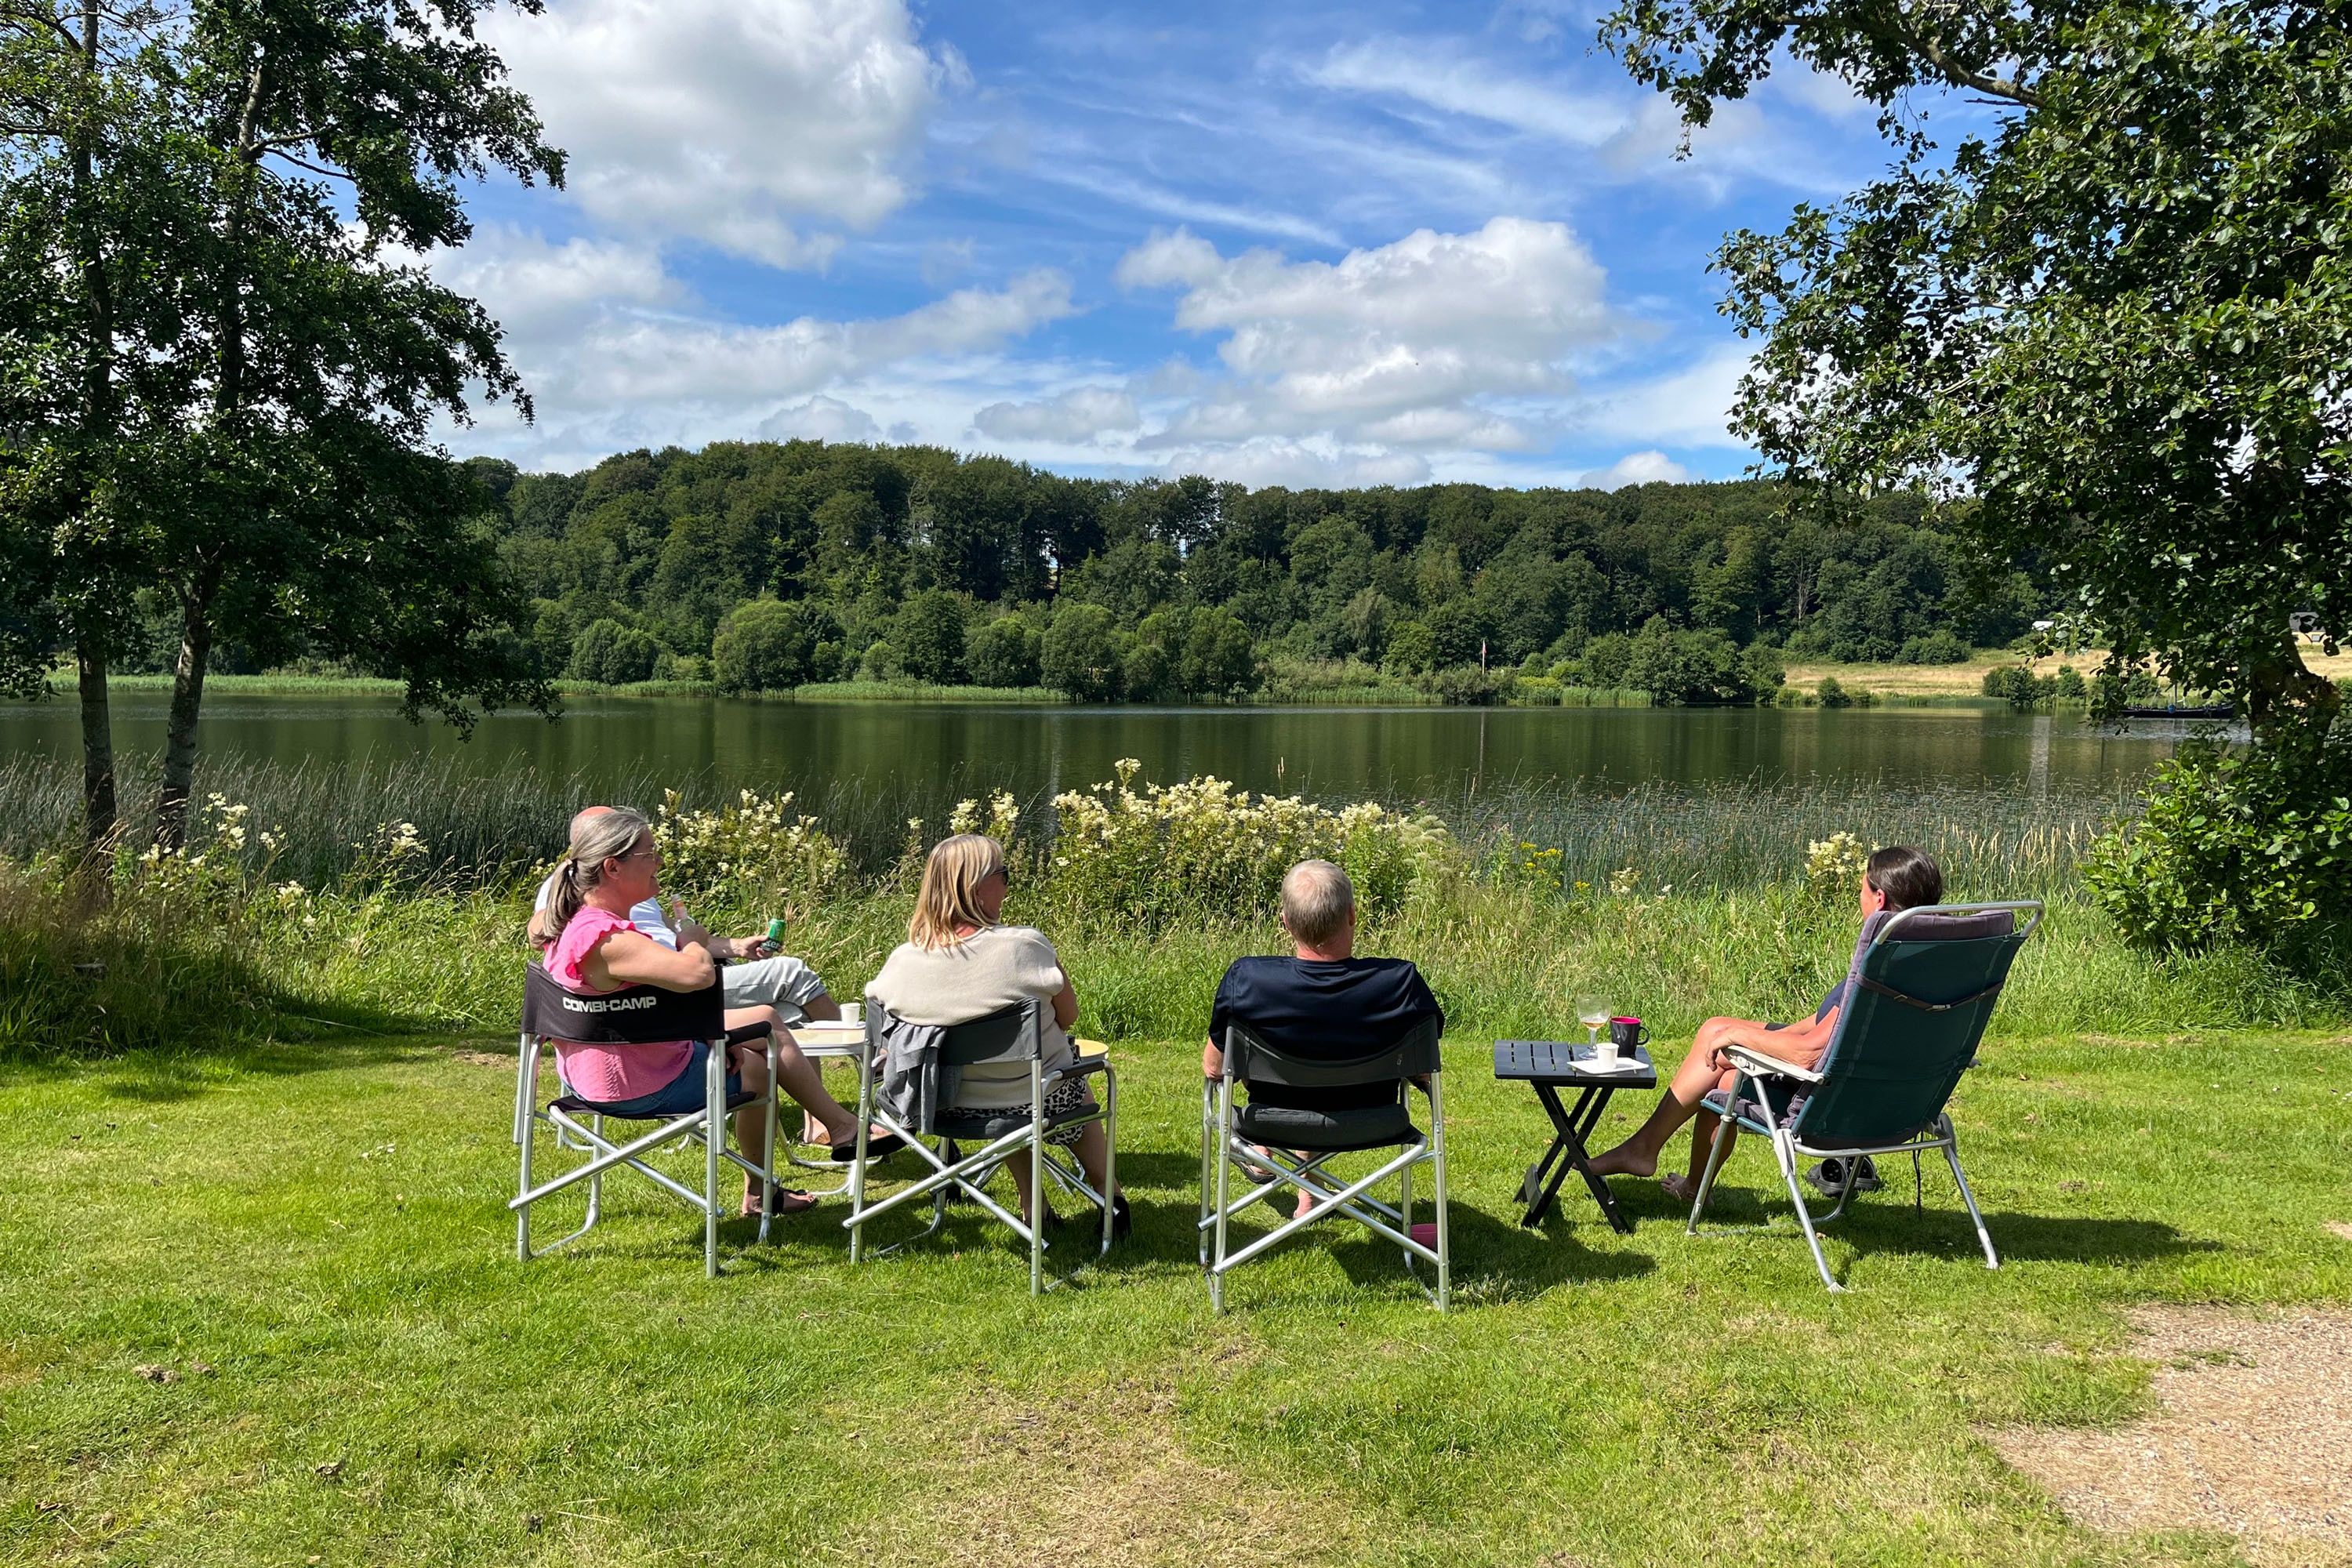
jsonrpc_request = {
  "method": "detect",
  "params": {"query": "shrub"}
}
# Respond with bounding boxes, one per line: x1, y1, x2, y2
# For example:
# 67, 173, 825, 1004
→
1982, 665, 2053, 710
2053, 665, 2089, 701
1384, 619, 1436, 675
1578, 631, 1633, 689
712, 599, 842, 694
1740, 641, 1787, 698
967, 616, 1042, 688
2084, 735, 2352, 952
1624, 617, 1759, 705
1898, 630, 1971, 664
1816, 675, 1852, 708
568, 619, 660, 685
1421, 664, 1508, 706
652, 789, 847, 913
1045, 761, 1451, 930
1804, 830, 1868, 895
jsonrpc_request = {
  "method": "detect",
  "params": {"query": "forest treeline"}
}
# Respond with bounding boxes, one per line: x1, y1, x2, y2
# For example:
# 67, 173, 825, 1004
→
143, 440, 2042, 703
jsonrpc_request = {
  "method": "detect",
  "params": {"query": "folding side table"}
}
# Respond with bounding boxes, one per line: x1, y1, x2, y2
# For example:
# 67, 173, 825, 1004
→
1494, 1039, 1657, 1233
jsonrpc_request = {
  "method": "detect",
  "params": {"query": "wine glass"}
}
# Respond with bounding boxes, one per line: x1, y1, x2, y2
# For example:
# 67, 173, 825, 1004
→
1576, 993, 1611, 1051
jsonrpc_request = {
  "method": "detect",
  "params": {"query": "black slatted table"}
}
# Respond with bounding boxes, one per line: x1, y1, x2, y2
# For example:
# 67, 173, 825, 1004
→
1494, 1039, 1657, 1232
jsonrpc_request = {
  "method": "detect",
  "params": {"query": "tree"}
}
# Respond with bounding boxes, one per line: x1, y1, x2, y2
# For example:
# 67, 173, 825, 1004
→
1624, 616, 1760, 705
1181, 607, 1261, 701
713, 598, 840, 693
1041, 602, 1122, 702
3, 0, 565, 848
967, 615, 1040, 688
895, 589, 967, 684
1598, 0, 2348, 739
568, 619, 658, 685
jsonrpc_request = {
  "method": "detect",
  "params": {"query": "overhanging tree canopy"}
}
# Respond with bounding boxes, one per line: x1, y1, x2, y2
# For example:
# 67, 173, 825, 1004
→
1600, 0, 2352, 733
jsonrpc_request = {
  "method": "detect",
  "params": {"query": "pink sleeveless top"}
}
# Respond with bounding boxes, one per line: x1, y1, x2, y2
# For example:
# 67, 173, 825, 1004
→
545, 906, 694, 1103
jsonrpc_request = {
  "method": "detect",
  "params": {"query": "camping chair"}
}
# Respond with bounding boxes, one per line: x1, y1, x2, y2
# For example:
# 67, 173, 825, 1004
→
844, 1000, 1117, 1295
512, 965, 785, 1278
1686, 900, 2043, 1292
1200, 1018, 1449, 1313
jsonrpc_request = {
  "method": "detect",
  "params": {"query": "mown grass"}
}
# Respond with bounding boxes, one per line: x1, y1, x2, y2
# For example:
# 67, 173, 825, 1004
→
2, 1007, 2347, 1565
5, 753, 2350, 1563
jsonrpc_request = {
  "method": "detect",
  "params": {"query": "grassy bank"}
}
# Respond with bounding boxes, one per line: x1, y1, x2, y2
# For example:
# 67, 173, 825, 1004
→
6, 756, 2351, 1563
5, 991, 2348, 1566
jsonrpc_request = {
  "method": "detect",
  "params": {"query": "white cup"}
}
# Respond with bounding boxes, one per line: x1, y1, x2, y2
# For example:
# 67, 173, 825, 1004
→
1592, 1037, 1620, 1069
837, 1002, 864, 1027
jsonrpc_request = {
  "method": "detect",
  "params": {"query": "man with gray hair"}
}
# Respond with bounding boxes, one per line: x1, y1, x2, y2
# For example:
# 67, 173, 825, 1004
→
1205, 858, 1444, 1218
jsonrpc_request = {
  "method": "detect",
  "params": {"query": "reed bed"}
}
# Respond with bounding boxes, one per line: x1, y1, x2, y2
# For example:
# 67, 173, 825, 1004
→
0, 752, 2136, 897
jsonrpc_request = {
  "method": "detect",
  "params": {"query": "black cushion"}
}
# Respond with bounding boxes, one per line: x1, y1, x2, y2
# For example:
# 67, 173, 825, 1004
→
932, 1102, 1100, 1141
552, 1090, 759, 1119
1236, 1100, 1417, 1152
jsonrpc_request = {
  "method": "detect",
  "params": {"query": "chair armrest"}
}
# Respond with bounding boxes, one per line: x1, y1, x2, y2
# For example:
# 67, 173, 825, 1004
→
1043, 1052, 1111, 1087
1724, 1044, 1824, 1083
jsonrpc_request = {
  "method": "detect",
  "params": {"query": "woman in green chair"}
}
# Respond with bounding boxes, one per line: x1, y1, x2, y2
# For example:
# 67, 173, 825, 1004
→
1587, 846, 1943, 1203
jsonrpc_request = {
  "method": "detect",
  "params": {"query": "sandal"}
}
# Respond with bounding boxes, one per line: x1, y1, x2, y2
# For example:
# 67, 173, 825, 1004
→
745, 1185, 817, 1218
831, 1131, 906, 1163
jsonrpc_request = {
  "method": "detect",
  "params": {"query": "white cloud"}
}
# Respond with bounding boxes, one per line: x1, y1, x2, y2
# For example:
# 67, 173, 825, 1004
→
1584, 450, 1695, 489
1117, 217, 1614, 455
423, 227, 1079, 465
759, 394, 882, 443
1144, 437, 1433, 490
1305, 38, 1628, 147
484, 0, 949, 267
1586, 346, 1752, 449
972, 386, 1141, 443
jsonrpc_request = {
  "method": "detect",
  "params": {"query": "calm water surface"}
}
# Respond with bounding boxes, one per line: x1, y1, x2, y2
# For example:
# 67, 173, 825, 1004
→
0, 690, 2184, 800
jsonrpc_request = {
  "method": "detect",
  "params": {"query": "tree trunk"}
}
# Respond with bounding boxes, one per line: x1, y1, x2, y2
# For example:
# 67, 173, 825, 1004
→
154, 577, 216, 851
76, 637, 117, 854
2241, 635, 2341, 745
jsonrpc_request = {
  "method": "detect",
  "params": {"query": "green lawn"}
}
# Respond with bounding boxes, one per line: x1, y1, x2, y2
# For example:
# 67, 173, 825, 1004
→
4, 1025, 2347, 1566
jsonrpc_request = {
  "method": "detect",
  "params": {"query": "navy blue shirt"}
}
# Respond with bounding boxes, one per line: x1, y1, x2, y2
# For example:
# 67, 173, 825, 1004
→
1209, 956, 1444, 1109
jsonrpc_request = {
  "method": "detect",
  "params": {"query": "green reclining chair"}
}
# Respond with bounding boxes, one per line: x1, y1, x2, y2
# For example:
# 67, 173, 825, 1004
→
1687, 900, 2042, 1291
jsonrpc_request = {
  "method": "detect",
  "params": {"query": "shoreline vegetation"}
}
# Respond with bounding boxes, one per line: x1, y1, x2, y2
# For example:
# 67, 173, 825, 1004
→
24, 648, 2163, 709
3, 753, 2341, 1067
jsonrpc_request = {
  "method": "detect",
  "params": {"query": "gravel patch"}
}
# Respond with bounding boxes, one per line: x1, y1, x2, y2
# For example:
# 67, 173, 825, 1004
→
1991, 1305, 2352, 1563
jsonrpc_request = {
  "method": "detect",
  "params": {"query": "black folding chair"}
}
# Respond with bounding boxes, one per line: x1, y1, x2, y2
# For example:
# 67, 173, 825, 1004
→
1688, 901, 2042, 1291
845, 1000, 1118, 1295
1200, 1018, 1450, 1312
512, 965, 784, 1277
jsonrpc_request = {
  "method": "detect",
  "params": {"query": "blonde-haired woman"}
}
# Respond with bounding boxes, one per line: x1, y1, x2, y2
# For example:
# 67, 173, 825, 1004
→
866, 834, 1129, 1238
541, 807, 891, 1218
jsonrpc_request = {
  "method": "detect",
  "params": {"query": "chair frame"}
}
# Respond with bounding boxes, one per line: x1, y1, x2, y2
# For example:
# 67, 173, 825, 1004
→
844, 1000, 1118, 1295
1685, 899, 2042, 1292
511, 968, 786, 1278
1200, 1020, 1450, 1313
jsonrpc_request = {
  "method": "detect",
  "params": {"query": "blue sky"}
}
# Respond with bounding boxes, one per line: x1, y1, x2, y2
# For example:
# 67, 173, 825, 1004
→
440, 0, 1899, 488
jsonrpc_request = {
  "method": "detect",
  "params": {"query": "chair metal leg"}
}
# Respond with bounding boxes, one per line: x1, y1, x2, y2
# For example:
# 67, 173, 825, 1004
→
705, 1040, 723, 1279
1399, 1154, 1413, 1276
1211, 1076, 1234, 1314
1689, 1107, 1737, 1233
1429, 1071, 1450, 1313
1198, 1081, 1216, 1269
849, 1047, 873, 1263
1100, 1063, 1119, 1259
1773, 1129, 1841, 1292
1940, 1119, 1999, 1269
1029, 1062, 1045, 1297
517, 1108, 535, 1262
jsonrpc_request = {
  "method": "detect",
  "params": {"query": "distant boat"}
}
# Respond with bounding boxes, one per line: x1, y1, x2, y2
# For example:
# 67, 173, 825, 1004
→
2123, 702, 2234, 719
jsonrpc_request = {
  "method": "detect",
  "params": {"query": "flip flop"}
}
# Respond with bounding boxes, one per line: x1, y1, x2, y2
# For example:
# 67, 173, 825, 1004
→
746, 1185, 817, 1218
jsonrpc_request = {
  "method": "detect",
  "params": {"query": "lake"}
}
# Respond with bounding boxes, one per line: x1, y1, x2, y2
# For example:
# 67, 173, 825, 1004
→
0, 689, 2182, 803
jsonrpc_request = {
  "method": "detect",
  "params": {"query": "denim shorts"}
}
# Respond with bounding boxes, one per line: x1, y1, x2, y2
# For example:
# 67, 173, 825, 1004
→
586, 1041, 741, 1117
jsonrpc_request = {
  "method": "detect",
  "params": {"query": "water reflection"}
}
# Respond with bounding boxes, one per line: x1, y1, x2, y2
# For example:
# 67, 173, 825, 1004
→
0, 690, 2180, 801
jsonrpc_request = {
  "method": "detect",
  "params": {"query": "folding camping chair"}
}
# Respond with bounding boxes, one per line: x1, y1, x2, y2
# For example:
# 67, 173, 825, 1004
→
1686, 900, 2042, 1292
1200, 1018, 1450, 1313
512, 965, 786, 1277
844, 1000, 1117, 1295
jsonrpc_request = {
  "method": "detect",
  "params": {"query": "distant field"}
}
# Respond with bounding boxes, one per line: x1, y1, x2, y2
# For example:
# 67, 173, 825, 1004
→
1788, 642, 2350, 699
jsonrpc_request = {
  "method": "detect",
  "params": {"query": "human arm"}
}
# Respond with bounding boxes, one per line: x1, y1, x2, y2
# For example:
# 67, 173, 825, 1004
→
581, 927, 718, 993
1051, 977, 1077, 1032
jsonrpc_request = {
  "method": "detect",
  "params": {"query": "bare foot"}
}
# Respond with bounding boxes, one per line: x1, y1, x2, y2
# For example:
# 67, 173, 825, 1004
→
1586, 1142, 1657, 1179
1659, 1171, 1697, 1206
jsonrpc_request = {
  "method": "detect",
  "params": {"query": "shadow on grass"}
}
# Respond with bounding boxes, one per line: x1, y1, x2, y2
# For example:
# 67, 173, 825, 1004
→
1330, 1201, 1656, 1301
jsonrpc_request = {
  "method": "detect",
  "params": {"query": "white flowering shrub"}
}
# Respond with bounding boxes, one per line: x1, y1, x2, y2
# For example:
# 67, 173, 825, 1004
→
653, 789, 848, 907
1805, 831, 1870, 896
1045, 761, 1450, 927
947, 790, 1022, 844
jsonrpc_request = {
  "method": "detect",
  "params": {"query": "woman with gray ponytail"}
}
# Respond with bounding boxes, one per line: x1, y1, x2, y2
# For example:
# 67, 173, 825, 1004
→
540, 808, 886, 1216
